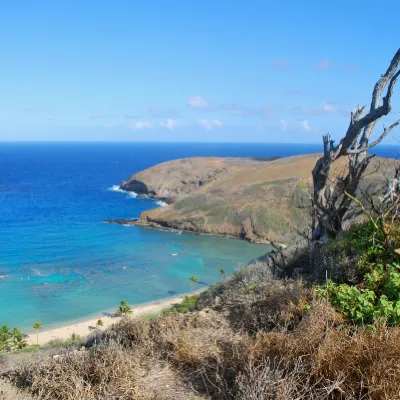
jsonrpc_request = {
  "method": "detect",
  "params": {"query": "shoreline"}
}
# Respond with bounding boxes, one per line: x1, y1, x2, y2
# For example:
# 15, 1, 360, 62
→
105, 218, 283, 246
27, 290, 205, 346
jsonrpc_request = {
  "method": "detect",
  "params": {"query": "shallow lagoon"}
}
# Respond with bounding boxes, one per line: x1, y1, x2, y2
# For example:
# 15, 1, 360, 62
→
0, 143, 275, 330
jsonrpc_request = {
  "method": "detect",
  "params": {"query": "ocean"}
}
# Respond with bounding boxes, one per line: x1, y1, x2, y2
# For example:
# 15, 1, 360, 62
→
0, 142, 399, 331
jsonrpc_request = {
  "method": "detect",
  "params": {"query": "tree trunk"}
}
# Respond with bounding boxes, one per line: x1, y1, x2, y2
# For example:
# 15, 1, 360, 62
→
311, 49, 400, 244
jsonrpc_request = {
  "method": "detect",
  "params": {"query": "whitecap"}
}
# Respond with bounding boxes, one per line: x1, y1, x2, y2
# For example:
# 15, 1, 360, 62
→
108, 184, 166, 206
172, 253, 178, 256
108, 185, 125, 193
109, 185, 138, 198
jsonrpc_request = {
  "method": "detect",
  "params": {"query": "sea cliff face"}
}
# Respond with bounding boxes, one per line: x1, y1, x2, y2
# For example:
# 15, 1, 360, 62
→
116, 155, 393, 244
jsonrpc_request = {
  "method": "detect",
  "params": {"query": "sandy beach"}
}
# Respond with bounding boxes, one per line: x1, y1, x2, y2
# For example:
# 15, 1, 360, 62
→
27, 291, 203, 346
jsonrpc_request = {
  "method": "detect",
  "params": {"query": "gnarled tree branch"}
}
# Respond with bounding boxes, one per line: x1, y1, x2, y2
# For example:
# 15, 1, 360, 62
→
312, 48, 400, 243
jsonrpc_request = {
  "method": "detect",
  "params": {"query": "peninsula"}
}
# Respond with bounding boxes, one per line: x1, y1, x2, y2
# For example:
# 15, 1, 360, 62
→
107, 154, 391, 244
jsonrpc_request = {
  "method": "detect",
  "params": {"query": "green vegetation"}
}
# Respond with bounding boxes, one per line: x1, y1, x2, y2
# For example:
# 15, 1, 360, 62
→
118, 300, 133, 316
32, 321, 42, 345
5, 215, 400, 399
0, 325, 28, 352
163, 294, 199, 314
317, 217, 400, 325
69, 333, 81, 343
189, 275, 198, 286
96, 319, 104, 327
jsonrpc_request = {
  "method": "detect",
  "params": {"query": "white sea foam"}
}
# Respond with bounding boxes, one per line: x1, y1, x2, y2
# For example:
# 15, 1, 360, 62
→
109, 185, 138, 197
109, 185, 125, 193
172, 253, 178, 256
109, 185, 165, 205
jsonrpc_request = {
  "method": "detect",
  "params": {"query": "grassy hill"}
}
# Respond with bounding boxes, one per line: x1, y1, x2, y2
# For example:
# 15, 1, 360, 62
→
118, 155, 395, 244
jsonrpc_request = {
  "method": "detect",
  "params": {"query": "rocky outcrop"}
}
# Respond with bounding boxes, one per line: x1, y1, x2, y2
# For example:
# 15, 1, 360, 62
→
120, 158, 229, 203
112, 155, 394, 244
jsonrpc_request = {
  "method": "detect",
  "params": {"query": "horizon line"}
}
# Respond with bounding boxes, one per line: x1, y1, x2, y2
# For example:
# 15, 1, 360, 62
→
0, 141, 399, 147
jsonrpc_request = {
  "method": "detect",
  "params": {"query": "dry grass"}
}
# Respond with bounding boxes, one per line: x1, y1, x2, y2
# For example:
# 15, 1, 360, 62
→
3, 261, 400, 399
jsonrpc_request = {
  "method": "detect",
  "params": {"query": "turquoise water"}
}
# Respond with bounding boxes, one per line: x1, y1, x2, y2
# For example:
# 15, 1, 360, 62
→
0, 143, 276, 330
2, 142, 398, 331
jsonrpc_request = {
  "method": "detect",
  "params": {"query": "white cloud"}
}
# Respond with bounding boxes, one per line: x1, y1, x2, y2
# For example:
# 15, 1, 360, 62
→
219, 104, 275, 120
128, 121, 152, 130
299, 120, 311, 131
292, 102, 337, 115
321, 103, 336, 113
280, 119, 313, 132
315, 58, 331, 70
148, 106, 179, 117
187, 95, 212, 110
160, 118, 179, 130
198, 119, 223, 131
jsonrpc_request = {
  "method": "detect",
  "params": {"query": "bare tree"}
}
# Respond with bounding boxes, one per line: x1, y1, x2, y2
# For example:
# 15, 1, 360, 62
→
312, 48, 400, 243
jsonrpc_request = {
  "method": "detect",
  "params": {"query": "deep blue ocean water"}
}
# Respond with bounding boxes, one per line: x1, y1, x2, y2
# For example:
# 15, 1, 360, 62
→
0, 142, 399, 331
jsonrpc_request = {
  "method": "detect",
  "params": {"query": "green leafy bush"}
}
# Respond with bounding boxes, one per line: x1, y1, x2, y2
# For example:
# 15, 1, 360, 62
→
317, 261, 400, 325
0, 325, 28, 352
163, 294, 199, 315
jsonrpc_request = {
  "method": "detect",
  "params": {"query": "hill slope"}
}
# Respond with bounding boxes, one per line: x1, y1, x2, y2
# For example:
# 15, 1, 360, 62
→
116, 155, 394, 244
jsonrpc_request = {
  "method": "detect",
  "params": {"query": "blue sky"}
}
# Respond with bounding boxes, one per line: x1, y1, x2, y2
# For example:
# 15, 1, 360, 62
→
1, 1, 399, 143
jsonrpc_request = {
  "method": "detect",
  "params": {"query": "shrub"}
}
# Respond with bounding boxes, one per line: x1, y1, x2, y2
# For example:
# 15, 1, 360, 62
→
317, 220, 400, 325
318, 262, 400, 325
163, 295, 199, 315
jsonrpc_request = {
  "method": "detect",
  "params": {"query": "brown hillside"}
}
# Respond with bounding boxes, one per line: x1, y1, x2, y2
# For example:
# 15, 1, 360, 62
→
117, 155, 395, 244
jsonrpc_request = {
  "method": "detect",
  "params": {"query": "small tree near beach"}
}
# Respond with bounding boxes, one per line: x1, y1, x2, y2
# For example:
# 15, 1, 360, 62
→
189, 276, 199, 288
118, 300, 132, 316
12, 328, 28, 350
96, 319, 104, 328
32, 321, 42, 345
219, 269, 226, 280
0, 325, 28, 352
